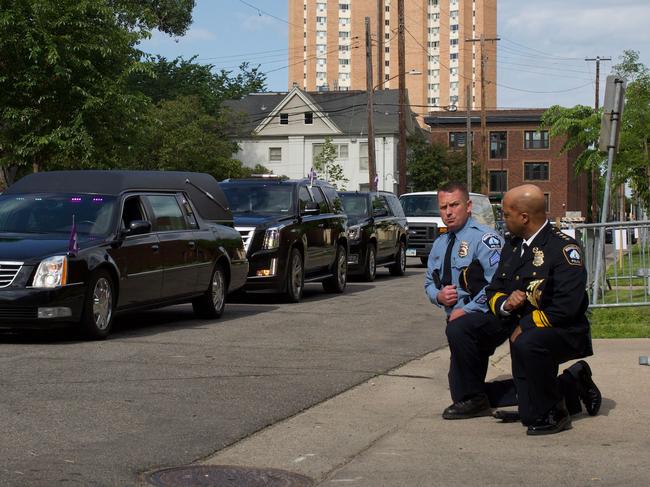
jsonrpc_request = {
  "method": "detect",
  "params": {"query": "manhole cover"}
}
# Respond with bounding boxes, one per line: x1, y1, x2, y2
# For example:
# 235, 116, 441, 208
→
146, 465, 314, 487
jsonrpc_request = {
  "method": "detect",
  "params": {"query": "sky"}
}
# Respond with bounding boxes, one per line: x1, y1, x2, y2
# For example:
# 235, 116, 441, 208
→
139, 0, 650, 109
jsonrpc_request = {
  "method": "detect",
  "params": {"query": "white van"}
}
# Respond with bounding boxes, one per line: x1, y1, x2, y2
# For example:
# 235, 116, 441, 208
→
399, 191, 496, 265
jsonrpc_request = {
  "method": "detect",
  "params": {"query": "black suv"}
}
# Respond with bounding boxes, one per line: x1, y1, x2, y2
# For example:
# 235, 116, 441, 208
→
219, 177, 348, 302
338, 191, 408, 281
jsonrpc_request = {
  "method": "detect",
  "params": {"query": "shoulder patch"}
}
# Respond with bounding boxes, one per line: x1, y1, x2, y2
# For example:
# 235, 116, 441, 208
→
489, 249, 501, 267
476, 295, 488, 304
482, 233, 502, 250
563, 244, 583, 266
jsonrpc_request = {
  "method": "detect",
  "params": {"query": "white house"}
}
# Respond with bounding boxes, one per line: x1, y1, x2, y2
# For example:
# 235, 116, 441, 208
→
224, 87, 419, 192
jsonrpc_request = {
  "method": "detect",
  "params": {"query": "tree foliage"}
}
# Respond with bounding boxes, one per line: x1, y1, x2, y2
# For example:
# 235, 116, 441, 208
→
313, 137, 349, 190
127, 57, 266, 115
108, 0, 195, 36
541, 50, 650, 214
613, 50, 650, 212
0, 0, 150, 177
407, 135, 481, 192
0, 1, 267, 187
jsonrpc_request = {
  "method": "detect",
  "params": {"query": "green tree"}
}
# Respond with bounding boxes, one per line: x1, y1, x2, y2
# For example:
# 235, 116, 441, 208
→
122, 95, 256, 180
109, 0, 195, 36
0, 0, 151, 179
542, 50, 650, 216
612, 50, 650, 212
313, 137, 349, 190
407, 135, 481, 192
127, 57, 266, 115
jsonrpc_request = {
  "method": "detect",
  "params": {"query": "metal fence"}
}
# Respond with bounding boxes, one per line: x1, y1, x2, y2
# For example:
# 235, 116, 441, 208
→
570, 220, 650, 308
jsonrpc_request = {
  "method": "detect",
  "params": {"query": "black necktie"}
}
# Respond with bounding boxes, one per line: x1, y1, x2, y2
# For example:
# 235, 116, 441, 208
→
441, 232, 456, 287
521, 242, 529, 257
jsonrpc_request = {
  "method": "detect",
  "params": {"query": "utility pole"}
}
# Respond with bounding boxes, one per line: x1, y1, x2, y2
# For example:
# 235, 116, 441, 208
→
366, 17, 377, 190
466, 34, 499, 194
397, 0, 407, 195
466, 83, 472, 190
585, 56, 611, 222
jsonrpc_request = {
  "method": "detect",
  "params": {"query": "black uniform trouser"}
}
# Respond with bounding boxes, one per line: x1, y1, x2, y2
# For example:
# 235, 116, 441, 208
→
446, 312, 583, 420
510, 327, 584, 425
445, 312, 513, 405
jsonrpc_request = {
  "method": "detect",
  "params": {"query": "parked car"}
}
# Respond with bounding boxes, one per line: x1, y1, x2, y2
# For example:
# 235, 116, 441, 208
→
0, 170, 248, 339
338, 191, 408, 281
219, 177, 348, 302
399, 191, 496, 265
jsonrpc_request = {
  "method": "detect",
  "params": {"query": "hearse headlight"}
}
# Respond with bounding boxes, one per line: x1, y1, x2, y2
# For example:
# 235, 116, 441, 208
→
33, 255, 68, 288
262, 226, 283, 250
347, 225, 362, 241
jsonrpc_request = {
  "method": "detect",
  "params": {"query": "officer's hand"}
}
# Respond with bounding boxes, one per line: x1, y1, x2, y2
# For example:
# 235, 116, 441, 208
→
510, 325, 522, 343
437, 285, 458, 307
504, 290, 527, 312
448, 308, 466, 322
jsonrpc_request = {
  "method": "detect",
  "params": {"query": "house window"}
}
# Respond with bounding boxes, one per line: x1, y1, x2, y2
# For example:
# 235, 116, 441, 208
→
449, 132, 467, 150
269, 147, 282, 162
489, 171, 507, 193
524, 162, 550, 181
490, 131, 507, 159
280, 113, 289, 125
524, 130, 549, 149
359, 142, 368, 170
313, 143, 349, 165
305, 112, 313, 124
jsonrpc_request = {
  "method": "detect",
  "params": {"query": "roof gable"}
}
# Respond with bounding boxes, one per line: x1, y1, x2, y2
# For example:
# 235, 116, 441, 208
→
254, 87, 341, 136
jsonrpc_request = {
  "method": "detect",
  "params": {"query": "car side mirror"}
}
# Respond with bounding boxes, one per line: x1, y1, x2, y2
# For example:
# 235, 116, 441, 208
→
373, 208, 388, 217
302, 202, 320, 215
123, 220, 151, 236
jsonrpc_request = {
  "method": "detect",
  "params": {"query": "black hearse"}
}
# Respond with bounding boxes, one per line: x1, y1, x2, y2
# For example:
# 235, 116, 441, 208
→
339, 191, 408, 281
219, 177, 348, 302
0, 171, 248, 339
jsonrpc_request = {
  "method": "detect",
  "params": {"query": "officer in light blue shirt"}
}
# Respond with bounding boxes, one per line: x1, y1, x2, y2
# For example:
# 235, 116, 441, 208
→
424, 216, 502, 317
423, 182, 513, 420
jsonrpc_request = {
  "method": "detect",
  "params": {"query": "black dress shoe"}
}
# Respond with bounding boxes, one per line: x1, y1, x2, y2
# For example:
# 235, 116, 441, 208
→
442, 393, 492, 420
527, 403, 572, 436
568, 360, 602, 416
493, 410, 520, 423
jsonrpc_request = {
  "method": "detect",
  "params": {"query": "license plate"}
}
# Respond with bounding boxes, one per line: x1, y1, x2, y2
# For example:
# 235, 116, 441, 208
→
406, 248, 416, 257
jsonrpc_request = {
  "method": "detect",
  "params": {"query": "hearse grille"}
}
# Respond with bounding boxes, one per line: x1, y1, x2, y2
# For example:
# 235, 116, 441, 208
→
0, 262, 23, 288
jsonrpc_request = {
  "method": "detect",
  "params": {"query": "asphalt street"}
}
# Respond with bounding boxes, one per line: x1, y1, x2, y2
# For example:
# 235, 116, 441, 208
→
0, 262, 445, 486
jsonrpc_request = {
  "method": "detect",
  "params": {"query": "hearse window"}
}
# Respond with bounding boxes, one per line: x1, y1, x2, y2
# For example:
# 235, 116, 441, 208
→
146, 194, 188, 231
180, 194, 198, 228
0, 193, 116, 236
122, 196, 146, 230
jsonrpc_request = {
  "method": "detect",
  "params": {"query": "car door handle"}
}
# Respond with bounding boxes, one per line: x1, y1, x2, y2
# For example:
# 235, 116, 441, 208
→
151, 244, 159, 251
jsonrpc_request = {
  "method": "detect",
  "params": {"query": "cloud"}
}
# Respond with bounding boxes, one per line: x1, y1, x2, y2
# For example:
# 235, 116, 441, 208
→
183, 27, 218, 42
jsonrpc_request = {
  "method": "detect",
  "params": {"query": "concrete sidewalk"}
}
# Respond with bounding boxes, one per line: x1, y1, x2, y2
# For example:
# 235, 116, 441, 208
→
200, 339, 650, 486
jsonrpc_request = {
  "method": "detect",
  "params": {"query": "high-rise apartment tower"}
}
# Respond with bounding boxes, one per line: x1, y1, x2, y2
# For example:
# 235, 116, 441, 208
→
288, 0, 497, 121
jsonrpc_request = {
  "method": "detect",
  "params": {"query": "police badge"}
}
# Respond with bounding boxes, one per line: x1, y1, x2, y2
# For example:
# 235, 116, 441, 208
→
458, 241, 469, 258
532, 247, 544, 267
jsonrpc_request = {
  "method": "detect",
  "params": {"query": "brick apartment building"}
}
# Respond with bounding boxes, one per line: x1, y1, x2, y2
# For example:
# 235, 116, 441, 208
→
424, 109, 589, 220
288, 0, 497, 122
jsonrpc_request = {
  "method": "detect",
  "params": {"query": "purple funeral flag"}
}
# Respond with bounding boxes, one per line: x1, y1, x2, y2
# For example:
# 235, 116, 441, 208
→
68, 215, 79, 255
